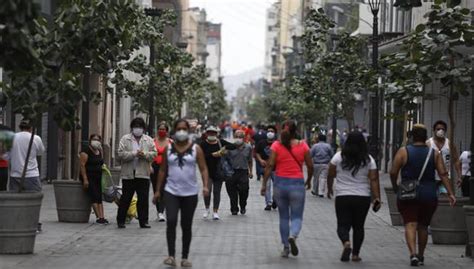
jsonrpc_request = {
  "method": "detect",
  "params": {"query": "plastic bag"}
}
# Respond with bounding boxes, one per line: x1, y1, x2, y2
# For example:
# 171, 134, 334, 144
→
126, 196, 138, 221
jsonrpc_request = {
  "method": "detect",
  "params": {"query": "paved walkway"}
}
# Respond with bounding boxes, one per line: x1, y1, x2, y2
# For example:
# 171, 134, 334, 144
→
1, 174, 472, 269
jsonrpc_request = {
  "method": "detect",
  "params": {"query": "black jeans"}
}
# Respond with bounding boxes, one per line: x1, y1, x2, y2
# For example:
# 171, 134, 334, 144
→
116, 178, 150, 225
150, 164, 165, 213
165, 191, 198, 259
335, 195, 371, 256
204, 177, 223, 210
461, 176, 471, 197
225, 169, 249, 213
0, 167, 8, 191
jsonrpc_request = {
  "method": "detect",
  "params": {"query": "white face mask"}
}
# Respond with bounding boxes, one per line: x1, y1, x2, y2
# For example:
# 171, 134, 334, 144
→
90, 140, 101, 150
175, 130, 189, 142
132, 128, 144, 137
436, 129, 445, 138
207, 135, 217, 142
234, 138, 244, 145
267, 132, 275, 140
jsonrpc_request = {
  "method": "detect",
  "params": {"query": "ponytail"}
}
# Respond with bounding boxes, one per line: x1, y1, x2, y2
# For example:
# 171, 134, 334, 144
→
280, 120, 297, 151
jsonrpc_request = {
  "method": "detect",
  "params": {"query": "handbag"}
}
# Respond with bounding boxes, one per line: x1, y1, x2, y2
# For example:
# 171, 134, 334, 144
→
216, 140, 234, 181
398, 147, 432, 200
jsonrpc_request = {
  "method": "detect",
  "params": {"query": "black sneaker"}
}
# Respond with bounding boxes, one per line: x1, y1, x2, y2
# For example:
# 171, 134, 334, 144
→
410, 255, 419, 266
140, 223, 151, 228
417, 255, 424, 266
231, 211, 238, 215
103, 219, 110, 225
311, 191, 317, 196
264, 205, 272, 211
288, 237, 299, 256
240, 208, 246, 215
96, 218, 105, 225
117, 223, 126, 229
272, 201, 277, 209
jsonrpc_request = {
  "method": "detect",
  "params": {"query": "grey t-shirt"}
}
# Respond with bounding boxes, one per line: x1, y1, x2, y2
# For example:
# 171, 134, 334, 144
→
227, 144, 252, 170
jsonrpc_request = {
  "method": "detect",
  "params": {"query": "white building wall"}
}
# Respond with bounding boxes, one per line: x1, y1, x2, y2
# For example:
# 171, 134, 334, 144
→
264, 3, 279, 81
206, 41, 220, 82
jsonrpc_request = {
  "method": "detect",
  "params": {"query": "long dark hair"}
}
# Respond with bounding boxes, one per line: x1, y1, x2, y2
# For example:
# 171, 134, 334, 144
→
280, 120, 297, 151
341, 131, 370, 176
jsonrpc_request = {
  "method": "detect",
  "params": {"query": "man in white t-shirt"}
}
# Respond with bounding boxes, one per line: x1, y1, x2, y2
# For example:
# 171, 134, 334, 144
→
8, 121, 45, 192
458, 150, 471, 197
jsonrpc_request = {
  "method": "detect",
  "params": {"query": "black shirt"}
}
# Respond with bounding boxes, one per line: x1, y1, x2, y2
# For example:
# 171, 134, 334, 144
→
200, 139, 236, 179
256, 139, 274, 161
82, 147, 104, 176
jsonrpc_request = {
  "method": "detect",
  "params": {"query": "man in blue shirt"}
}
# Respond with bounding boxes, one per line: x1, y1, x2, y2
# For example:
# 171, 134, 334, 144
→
310, 134, 334, 197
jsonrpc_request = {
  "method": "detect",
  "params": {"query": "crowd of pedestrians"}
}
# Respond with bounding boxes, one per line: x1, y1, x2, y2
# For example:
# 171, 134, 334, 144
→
0, 117, 471, 267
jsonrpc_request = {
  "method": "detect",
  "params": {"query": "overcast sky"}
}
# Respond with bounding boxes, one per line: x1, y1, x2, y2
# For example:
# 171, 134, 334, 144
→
190, 0, 275, 76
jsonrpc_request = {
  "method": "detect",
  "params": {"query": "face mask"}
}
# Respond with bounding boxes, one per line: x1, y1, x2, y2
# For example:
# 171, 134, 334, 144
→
175, 130, 189, 142
90, 141, 101, 150
132, 128, 144, 137
234, 138, 244, 145
267, 132, 275, 140
158, 130, 167, 138
436, 129, 445, 138
207, 135, 217, 142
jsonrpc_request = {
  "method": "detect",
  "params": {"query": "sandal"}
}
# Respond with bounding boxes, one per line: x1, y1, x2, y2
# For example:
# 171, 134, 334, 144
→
163, 256, 176, 267
181, 259, 193, 267
351, 255, 362, 262
340, 247, 352, 262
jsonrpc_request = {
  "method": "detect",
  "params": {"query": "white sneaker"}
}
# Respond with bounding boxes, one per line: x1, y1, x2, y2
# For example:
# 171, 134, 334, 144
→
203, 209, 210, 219
213, 212, 220, 220
158, 213, 166, 222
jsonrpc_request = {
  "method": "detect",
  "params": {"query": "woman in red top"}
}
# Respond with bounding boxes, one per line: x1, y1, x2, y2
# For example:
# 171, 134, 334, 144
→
151, 123, 172, 222
261, 120, 313, 258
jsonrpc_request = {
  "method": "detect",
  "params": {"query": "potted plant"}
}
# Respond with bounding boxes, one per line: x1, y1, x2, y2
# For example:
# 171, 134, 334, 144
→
0, 0, 46, 254
384, 186, 403, 226
382, 1, 474, 245
45, 0, 159, 223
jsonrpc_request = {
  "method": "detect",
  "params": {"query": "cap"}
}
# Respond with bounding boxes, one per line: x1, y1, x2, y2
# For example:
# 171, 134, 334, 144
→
206, 126, 220, 133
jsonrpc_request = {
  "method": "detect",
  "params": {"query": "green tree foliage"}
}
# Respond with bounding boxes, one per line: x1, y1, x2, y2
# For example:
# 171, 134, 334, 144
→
382, 1, 473, 178
298, 8, 376, 130
3, 0, 159, 130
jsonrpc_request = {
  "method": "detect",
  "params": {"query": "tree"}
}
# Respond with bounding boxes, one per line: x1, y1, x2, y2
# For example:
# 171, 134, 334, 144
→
298, 8, 376, 131
383, 0, 474, 182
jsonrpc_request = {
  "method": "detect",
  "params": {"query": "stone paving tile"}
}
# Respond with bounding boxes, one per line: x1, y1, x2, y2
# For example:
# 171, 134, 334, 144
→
0, 173, 472, 269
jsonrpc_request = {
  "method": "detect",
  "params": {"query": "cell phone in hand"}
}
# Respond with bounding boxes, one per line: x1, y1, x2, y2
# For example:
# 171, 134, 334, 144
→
372, 200, 381, 212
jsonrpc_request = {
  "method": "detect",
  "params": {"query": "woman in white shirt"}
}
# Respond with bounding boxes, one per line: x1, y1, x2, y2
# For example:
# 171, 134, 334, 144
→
327, 131, 381, 263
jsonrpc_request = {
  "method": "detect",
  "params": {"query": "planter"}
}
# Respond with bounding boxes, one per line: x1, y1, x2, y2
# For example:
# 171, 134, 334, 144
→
53, 179, 91, 223
0, 192, 43, 254
384, 187, 403, 226
431, 197, 470, 245
464, 205, 474, 258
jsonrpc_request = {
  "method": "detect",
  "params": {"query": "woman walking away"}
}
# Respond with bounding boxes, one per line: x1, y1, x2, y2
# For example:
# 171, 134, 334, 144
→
80, 134, 108, 224
327, 131, 381, 263
390, 124, 456, 266
200, 125, 236, 220
151, 122, 172, 222
154, 119, 209, 267
117, 117, 157, 229
260, 120, 313, 258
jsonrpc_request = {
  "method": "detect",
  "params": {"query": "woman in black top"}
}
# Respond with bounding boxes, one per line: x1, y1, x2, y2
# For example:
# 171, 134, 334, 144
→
80, 134, 107, 224
199, 126, 236, 220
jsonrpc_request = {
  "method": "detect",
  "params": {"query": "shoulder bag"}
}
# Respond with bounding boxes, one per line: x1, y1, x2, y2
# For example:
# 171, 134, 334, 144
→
216, 140, 234, 181
398, 147, 433, 200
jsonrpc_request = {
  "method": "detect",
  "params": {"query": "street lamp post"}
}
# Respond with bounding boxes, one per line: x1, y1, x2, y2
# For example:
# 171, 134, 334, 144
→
368, 0, 381, 163
144, 8, 161, 137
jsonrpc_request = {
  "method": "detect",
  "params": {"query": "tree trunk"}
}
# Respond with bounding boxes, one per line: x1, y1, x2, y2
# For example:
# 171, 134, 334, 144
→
447, 86, 457, 191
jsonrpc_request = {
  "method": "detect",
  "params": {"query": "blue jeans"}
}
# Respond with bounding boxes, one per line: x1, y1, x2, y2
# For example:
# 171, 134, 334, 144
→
265, 173, 275, 205
273, 176, 306, 247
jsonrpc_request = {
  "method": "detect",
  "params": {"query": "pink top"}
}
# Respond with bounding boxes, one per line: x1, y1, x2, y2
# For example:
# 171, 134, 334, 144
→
271, 140, 309, 179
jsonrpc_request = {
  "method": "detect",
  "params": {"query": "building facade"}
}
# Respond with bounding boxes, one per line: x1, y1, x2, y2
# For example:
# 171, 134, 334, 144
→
206, 23, 222, 82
